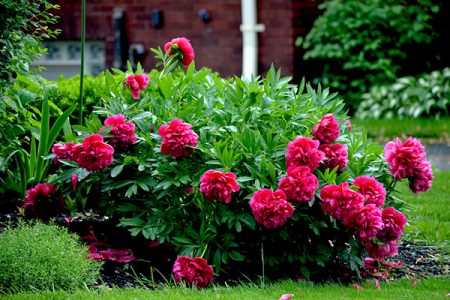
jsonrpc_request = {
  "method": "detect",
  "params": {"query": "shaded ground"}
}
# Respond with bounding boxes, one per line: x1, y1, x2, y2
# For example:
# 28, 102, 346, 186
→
1, 213, 448, 289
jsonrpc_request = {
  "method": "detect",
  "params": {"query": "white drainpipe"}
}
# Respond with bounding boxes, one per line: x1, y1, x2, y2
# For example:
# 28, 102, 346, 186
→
240, 0, 265, 79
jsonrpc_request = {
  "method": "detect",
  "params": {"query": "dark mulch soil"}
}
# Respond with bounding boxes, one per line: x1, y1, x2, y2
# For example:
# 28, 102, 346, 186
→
1, 211, 448, 289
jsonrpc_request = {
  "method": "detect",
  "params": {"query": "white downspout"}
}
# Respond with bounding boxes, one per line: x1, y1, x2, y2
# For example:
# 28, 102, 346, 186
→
240, 0, 265, 79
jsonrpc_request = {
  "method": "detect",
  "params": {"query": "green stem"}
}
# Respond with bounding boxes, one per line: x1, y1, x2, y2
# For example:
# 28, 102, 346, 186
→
200, 243, 208, 258
79, 0, 86, 125
260, 242, 265, 288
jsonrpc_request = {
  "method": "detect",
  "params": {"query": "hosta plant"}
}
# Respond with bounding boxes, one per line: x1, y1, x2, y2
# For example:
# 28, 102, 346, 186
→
36, 38, 433, 284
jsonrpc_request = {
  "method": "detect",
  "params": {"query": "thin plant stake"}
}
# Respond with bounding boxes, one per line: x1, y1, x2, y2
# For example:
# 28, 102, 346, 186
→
79, 0, 86, 125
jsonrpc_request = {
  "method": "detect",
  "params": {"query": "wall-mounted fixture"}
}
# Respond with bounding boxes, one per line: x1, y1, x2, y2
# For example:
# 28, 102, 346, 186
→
151, 9, 163, 29
198, 9, 211, 23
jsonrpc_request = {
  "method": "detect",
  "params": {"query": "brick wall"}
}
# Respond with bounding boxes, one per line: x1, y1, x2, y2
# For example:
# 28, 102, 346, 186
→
54, 0, 321, 78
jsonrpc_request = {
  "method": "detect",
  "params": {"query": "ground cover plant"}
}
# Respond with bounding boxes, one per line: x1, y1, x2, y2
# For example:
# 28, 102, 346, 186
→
0, 37, 436, 291
0, 221, 102, 293
357, 68, 450, 120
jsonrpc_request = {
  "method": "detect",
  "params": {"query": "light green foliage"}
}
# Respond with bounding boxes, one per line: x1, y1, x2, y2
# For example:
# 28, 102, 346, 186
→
0, 0, 60, 88
0, 221, 102, 294
357, 69, 450, 119
299, 0, 440, 110
5, 277, 450, 299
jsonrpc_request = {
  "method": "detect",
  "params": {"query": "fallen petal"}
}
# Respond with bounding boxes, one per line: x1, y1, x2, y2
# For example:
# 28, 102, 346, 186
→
352, 283, 364, 290
279, 294, 294, 300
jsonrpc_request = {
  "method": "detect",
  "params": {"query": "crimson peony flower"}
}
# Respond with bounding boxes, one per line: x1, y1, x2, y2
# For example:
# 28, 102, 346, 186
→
320, 182, 364, 223
125, 73, 149, 99
286, 136, 324, 171
408, 160, 433, 193
72, 134, 114, 172
158, 119, 198, 159
318, 143, 348, 172
278, 165, 318, 203
199, 170, 240, 204
100, 114, 136, 149
365, 240, 398, 259
353, 176, 386, 207
250, 189, 294, 228
52, 142, 76, 164
384, 137, 433, 193
384, 137, 427, 180
164, 37, 195, 67
345, 204, 383, 241
172, 256, 214, 289
377, 207, 407, 242
312, 113, 340, 144
23, 182, 64, 218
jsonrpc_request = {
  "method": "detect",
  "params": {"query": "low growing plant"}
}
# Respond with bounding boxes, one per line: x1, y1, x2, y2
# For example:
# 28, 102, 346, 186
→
0, 221, 102, 293
356, 68, 450, 119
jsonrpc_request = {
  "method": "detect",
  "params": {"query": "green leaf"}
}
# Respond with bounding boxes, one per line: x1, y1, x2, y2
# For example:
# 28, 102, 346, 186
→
111, 165, 124, 178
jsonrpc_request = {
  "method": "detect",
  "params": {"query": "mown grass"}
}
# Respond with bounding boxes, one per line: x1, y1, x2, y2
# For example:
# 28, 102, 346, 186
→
4, 277, 449, 300
400, 170, 450, 247
351, 117, 450, 141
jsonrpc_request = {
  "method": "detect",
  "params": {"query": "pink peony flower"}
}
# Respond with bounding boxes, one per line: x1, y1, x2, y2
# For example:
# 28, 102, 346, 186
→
320, 182, 364, 223
318, 143, 348, 172
173, 256, 214, 289
164, 37, 195, 67
23, 182, 64, 218
125, 73, 149, 99
100, 114, 136, 149
408, 160, 433, 193
312, 114, 340, 144
158, 119, 198, 158
384, 137, 427, 180
199, 170, 240, 204
250, 189, 294, 228
365, 240, 398, 259
278, 165, 318, 203
345, 204, 383, 241
286, 136, 324, 171
72, 134, 114, 172
353, 176, 386, 207
52, 142, 76, 164
377, 207, 407, 242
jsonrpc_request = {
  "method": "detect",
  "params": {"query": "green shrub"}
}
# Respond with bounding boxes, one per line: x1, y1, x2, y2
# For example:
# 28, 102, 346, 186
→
0, 0, 60, 88
48, 62, 413, 281
356, 68, 450, 119
54, 74, 105, 123
0, 221, 102, 293
298, 0, 441, 111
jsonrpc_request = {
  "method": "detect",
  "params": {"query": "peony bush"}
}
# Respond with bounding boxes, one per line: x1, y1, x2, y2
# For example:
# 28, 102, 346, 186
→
22, 37, 434, 286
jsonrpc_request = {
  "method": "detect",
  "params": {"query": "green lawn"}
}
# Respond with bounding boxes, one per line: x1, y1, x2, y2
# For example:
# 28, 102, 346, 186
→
351, 117, 450, 141
4, 277, 449, 300
401, 170, 450, 247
